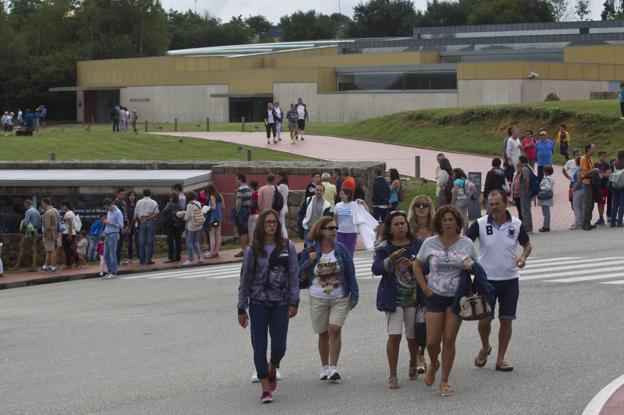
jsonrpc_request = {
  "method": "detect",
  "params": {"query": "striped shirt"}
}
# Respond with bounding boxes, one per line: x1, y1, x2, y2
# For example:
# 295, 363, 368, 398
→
236, 184, 252, 209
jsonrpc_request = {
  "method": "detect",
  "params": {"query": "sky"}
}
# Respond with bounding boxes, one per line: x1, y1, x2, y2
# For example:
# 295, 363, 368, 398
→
161, 0, 604, 24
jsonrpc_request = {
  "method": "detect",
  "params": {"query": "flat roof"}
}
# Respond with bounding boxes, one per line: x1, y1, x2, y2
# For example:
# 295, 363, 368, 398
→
0, 170, 211, 187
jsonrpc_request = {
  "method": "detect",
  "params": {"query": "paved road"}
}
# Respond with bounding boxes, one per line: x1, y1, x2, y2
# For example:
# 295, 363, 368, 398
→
161, 131, 583, 231
1, 229, 623, 414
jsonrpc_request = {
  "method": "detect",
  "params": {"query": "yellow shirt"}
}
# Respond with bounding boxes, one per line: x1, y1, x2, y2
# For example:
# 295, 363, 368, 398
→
322, 182, 337, 212
556, 130, 570, 144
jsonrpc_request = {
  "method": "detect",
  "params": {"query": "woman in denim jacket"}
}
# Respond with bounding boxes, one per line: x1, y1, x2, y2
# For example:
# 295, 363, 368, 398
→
237, 209, 300, 404
372, 211, 425, 389
299, 216, 359, 383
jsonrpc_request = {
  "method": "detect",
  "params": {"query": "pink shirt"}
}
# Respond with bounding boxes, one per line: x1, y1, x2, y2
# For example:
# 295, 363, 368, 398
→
258, 185, 276, 211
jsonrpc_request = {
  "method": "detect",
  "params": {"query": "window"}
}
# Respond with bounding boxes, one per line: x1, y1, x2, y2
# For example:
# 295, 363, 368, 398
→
337, 72, 457, 91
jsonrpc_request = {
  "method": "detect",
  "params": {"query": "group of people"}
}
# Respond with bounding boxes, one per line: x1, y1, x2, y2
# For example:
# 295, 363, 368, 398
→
238, 186, 532, 404
111, 106, 138, 134
264, 97, 308, 144
1, 105, 45, 134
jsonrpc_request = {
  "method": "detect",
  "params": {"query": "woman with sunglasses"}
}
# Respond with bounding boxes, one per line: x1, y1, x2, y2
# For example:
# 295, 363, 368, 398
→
238, 209, 300, 404
372, 211, 424, 389
299, 216, 359, 383
413, 206, 477, 397
408, 195, 435, 240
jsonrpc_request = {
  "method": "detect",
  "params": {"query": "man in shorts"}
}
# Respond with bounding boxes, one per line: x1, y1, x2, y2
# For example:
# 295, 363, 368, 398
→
296, 97, 309, 141
41, 198, 60, 273
465, 190, 532, 372
234, 174, 252, 257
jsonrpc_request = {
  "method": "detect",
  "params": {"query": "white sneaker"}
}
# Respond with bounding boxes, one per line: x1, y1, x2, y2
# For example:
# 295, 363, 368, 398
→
276, 368, 282, 380
104, 274, 118, 279
328, 366, 341, 382
99, 272, 105, 277
251, 371, 259, 383
183, 260, 193, 265
319, 365, 330, 380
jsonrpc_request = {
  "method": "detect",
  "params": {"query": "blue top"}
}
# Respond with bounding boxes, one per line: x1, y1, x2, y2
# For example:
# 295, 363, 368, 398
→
89, 220, 105, 238
105, 206, 124, 234
619, 90, 624, 103
535, 139, 554, 166
23, 207, 42, 232
212, 200, 223, 222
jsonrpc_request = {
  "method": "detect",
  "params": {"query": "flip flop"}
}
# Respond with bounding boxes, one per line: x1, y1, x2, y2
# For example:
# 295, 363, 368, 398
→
440, 384, 455, 397
388, 376, 400, 390
409, 365, 418, 380
417, 355, 427, 374
474, 346, 492, 368
495, 361, 514, 372
424, 360, 439, 386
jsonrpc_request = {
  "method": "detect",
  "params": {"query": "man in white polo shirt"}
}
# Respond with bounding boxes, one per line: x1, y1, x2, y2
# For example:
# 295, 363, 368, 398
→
465, 189, 532, 372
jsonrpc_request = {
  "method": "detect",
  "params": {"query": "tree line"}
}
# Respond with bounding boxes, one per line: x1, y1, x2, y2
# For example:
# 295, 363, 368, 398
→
0, 0, 611, 118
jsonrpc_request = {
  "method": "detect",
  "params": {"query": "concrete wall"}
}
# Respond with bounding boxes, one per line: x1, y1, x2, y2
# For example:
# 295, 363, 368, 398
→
273, 83, 459, 122
119, 85, 229, 123
457, 79, 611, 106
76, 91, 85, 123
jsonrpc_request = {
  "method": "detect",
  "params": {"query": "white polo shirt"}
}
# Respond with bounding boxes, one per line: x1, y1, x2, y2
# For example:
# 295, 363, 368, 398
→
465, 211, 530, 281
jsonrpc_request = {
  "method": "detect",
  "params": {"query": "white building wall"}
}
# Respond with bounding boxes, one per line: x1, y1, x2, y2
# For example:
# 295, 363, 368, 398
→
120, 84, 229, 123
273, 83, 459, 122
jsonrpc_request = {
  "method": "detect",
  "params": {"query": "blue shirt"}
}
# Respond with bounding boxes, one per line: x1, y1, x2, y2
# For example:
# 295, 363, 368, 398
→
619, 90, 624, 103
535, 139, 554, 166
105, 206, 124, 234
89, 220, 105, 238
23, 207, 42, 232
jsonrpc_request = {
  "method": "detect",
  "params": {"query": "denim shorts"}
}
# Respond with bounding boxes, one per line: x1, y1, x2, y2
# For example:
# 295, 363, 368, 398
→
425, 293, 454, 313
234, 209, 250, 236
488, 278, 519, 320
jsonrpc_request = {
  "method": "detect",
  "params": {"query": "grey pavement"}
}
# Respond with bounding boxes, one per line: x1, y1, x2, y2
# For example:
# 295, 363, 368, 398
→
1, 229, 624, 414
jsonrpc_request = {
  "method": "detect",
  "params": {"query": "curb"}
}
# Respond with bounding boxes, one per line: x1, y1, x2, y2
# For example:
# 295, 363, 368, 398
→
583, 374, 624, 415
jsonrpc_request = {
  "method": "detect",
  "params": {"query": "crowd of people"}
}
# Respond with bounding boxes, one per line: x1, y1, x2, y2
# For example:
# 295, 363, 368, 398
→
2, 105, 47, 135
263, 97, 308, 144
111, 106, 138, 134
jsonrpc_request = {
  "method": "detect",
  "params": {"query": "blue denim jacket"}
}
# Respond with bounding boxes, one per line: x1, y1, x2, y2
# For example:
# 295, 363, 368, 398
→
451, 262, 495, 315
298, 241, 359, 303
372, 239, 425, 312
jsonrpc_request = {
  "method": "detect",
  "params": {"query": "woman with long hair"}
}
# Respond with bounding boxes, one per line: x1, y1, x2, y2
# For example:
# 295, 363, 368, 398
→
388, 168, 402, 211
125, 191, 139, 263
334, 188, 359, 255
299, 216, 358, 383
238, 209, 299, 404
407, 195, 435, 240
179, 191, 203, 265
451, 168, 470, 231
413, 206, 477, 397
436, 158, 453, 208
205, 184, 224, 258
248, 180, 260, 238
277, 172, 290, 238
612, 150, 624, 227
372, 211, 424, 389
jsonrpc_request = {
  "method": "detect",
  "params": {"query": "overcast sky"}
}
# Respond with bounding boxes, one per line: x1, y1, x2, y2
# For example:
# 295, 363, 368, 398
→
161, 0, 603, 24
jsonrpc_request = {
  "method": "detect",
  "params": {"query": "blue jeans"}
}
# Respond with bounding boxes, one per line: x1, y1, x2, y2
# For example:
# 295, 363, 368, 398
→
612, 189, 624, 226
105, 233, 120, 275
186, 229, 201, 262
249, 303, 289, 380
138, 221, 155, 263
541, 205, 551, 229
87, 236, 97, 262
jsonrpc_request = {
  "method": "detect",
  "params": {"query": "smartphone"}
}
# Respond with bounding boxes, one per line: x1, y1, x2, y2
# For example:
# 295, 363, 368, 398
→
242, 317, 249, 329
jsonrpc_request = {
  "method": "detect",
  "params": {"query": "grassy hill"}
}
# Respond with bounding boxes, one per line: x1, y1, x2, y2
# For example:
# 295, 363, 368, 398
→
309, 100, 624, 164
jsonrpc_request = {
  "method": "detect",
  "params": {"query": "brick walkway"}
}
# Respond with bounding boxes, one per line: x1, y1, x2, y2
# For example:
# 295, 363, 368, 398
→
162, 131, 590, 232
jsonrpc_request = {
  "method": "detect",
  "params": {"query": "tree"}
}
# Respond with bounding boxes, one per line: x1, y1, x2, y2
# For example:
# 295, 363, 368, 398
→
549, 0, 570, 21
601, 0, 624, 19
245, 15, 274, 43
468, 0, 554, 24
349, 0, 417, 37
220, 16, 255, 45
330, 13, 353, 38
167, 10, 222, 50
414, 0, 470, 27
278, 11, 338, 41
575, 0, 591, 20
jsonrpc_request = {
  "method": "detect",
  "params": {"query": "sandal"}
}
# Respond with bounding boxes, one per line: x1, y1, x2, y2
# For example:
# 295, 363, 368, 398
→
424, 360, 439, 386
409, 363, 418, 380
417, 355, 427, 374
440, 383, 455, 397
495, 361, 514, 372
474, 345, 492, 368
388, 376, 400, 390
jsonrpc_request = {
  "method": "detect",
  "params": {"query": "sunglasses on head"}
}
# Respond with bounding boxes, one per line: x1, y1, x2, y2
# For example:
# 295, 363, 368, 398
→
322, 226, 338, 231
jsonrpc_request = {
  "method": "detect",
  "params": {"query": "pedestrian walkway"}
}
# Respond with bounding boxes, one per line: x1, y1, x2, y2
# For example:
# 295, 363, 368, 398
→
161, 131, 588, 231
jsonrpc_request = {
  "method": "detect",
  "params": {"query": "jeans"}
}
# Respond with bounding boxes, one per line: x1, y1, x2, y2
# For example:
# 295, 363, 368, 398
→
276, 122, 282, 139
249, 303, 289, 380
373, 206, 388, 223
541, 205, 551, 229
138, 221, 156, 263
573, 188, 585, 228
186, 229, 201, 262
612, 189, 624, 226
560, 142, 569, 160
112, 119, 118, 132
87, 236, 98, 262
116, 231, 125, 265
583, 183, 594, 228
62, 234, 76, 266
0, 243, 4, 275
520, 195, 532, 232
166, 226, 182, 261
127, 227, 139, 260
537, 165, 545, 183
105, 232, 119, 275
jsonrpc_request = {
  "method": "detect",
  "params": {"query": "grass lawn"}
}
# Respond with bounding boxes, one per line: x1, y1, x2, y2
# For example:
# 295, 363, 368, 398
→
0, 124, 310, 161
397, 178, 436, 212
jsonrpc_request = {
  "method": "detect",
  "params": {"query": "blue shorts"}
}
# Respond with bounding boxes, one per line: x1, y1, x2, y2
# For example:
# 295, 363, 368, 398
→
234, 209, 249, 236
425, 293, 454, 313
488, 278, 519, 320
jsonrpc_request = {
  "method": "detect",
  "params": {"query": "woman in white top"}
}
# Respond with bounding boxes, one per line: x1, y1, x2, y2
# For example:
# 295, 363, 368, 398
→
273, 101, 283, 141
334, 188, 359, 255
537, 165, 555, 232
277, 172, 290, 238
178, 191, 204, 265
59, 200, 77, 268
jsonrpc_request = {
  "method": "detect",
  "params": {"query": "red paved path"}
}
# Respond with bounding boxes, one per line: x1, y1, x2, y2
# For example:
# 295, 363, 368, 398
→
601, 384, 624, 415
163, 131, 595, 231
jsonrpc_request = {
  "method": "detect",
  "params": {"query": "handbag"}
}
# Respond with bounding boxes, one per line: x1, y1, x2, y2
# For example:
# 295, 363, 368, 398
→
458, 278, 493, 321
536, 189, 553, 200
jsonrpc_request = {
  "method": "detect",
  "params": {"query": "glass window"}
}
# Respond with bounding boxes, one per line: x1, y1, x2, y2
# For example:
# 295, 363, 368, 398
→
337, 72, 457, 91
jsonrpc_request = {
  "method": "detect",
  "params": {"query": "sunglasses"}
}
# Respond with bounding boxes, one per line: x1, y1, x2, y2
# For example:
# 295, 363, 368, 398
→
322, 226, 338, 231
265, 220, 279, 225
415, 203, 430, 208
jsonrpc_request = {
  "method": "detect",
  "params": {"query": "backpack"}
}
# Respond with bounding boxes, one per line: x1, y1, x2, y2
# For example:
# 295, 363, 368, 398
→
272, 186, 285, 211
528, 169, 541, 198
463, 178, 477, 199
608, 168, 624, 189
190, 201, 205, 226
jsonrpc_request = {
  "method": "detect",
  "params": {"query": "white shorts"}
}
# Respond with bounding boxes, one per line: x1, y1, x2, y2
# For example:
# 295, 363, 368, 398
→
309, 295, 350, 334
386, 306, 417, 339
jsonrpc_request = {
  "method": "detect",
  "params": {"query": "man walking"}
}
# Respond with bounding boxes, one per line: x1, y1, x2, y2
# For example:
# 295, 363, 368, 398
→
372, 168, 391, 223
535, 130, 554, 182
134, 189, 159, 264
503, 127, 518, 182
114, 188, 128, 265
296, 97, 309, 141
41, 198, 60, 273
258, 174, 277, 211
234, 174, 252, 257
302, 184, 331, 240
580, 144, 599, 231
466, 190, 532, 373
483, 158, 507, 213
505, 129, 522, 181
102, 198, 124, 279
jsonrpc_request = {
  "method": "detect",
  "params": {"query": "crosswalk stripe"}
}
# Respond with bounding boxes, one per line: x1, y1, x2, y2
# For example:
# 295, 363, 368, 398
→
523, 257, 621, 271
546, 271, 624, 284
520, 259, 624, 276
524, 257, 578, 265
522, 267, 617, 281
600, 280, 624, 285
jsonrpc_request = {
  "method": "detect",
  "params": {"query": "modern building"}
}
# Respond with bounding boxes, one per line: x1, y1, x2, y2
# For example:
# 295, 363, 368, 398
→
53, 20, 624, 123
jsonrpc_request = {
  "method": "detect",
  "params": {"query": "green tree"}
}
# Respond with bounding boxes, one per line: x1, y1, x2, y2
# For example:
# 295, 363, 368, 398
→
601, 0, 624, 19
575, 0, 591, 20
245, 15, 274, 43
467, 0, 554, 24
167, 10, 222, 50
414, 0, 470, 26
330, 13, 354, 38
349, 0, 417, 37
549, 0, 570, 21
278, 10, 338, 41
220, 16, 255, 45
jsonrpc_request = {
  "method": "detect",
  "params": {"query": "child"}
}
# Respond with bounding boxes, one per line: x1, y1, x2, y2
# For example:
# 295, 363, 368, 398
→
96, 235, 106, 277
538, 166, 555, 232
76, 231, 89, 268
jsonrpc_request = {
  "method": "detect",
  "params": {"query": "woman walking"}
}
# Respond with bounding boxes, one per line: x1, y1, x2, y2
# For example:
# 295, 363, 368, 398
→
413, 206, 477, 397
450, 168, 471, 231
238, 209, 299, 404
286, 103, 299, 143
388, 168, 402, 211
372, 211, 424, 389
205, 184, 224, 258
436, 158, 453, 208
334, 188, 360, 256
277, 172, 290, 238
299, 216, 358, 383
179, 191, 204, 265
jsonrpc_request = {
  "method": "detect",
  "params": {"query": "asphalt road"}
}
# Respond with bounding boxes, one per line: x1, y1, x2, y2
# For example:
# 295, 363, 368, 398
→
1, 228, 624, 415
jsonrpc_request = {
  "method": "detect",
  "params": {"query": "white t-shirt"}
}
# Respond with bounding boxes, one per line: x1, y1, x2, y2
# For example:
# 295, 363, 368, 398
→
309, 251, 344, 299
277, 183, 289, 213
296, 104, 306, 120
63, 211, 77, 235
506, 138, 522, 167
564, 159, 578, 180
335, 201, 357, 234
274, 107, 282, 121
267, 109, 274, 124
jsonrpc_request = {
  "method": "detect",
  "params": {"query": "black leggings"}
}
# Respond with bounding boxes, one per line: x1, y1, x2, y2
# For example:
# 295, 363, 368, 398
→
265, 123, 276, 139
62, 235, 75, 266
